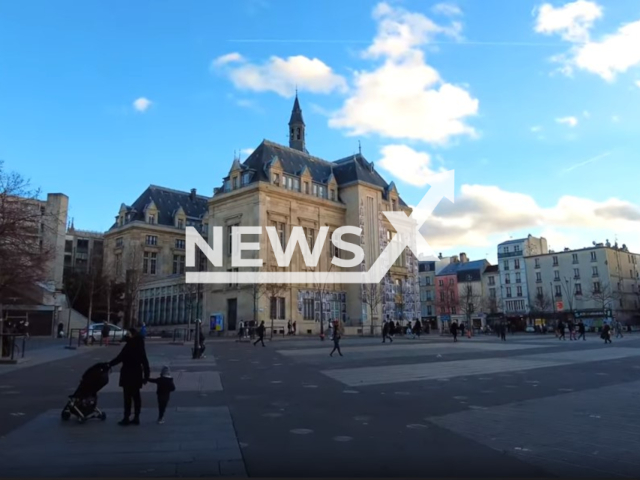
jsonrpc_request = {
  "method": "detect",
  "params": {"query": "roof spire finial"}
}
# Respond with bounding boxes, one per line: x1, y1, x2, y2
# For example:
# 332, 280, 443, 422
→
358, 140, 361, 155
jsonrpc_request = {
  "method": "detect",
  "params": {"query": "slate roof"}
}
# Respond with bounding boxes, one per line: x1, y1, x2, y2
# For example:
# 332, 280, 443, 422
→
436, 259, 491, 277
222, 139, 407, 205
111, 185, 209, 230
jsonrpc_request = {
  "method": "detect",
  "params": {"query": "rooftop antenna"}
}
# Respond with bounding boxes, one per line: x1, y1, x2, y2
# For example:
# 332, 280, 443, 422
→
358, 140, 362, 155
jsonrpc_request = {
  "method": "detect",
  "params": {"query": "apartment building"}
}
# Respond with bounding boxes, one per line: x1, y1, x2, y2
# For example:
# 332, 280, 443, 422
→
497, 235, 548, 328
525, 241, 640, 328
103, 185, 210, 326
64, 225, 104, 276
419, 255, 452, 331
435, 254, 492, 330
203, 96, 419, 335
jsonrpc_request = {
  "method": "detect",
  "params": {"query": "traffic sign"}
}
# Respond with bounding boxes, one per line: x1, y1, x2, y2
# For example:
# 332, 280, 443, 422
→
556, 301, 564, 311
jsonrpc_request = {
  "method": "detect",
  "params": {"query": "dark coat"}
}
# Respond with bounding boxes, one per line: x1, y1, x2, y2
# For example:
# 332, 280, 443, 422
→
109, 336, 150, 390
148, 376, 176, 396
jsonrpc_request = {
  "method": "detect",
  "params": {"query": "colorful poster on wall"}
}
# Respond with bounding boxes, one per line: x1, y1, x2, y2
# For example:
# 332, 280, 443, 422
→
209, 313, 224, 332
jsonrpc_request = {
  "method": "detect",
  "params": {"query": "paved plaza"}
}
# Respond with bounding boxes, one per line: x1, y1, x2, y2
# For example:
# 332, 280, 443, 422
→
2, 333, 640, 477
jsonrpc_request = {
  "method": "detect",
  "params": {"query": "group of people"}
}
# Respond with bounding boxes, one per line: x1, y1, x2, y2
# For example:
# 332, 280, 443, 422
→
381, 318, 424, 343
107, 327, 175, 425
556, 319, 625, 344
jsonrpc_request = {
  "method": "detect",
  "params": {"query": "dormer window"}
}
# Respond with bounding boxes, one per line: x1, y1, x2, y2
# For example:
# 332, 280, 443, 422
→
272, 173, 280, 186
242, 172, 252, 185
391, 199, 397, 211
148, 214, 156, 224
177, 219, 184, 229
232, 176, 239, 189
330, 189, 336, 201
304, 182, 310, 194
293, 178, 300, 191
313, 184, 318, 196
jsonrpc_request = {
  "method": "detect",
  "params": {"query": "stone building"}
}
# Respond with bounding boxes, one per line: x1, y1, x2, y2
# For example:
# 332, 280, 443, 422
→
64, 224, 104, 276
1, 192, 68, 336
419, 255, 452, 331
203, 96, 419, 336
524, 241, 640, 328
103, 185, 209, 327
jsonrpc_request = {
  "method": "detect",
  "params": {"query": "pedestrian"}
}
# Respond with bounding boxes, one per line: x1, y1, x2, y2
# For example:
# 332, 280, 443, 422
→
140, 322, 147, 338
577, 321, 586, 341
602, 323, 612, 344
287, 320, 293, 335
57, 322, 64, 338
389, 320, 396, 340
557, 320, 565, 340
101, 323, 110, 346
253, 321, 266, 347
382, 321, 391, 343
450, 321, 458, 342
414, 319, 422, 339
406, 321, 414, 338
500, 322, 507, 341
108, 328, 150, 426
293, 321, 297, 335
147, 365, 176, 424
193, 320, 206, 359
567, 320, 575, 341
459, 322, 465, 338
615, 321, 624, 339
327, 321, 333, 340
330, 324, 343, 357
238, 320, 245, 342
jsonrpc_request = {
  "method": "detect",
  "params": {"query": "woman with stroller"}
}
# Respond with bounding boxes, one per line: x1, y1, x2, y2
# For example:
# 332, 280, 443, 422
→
108, 327, 150, 426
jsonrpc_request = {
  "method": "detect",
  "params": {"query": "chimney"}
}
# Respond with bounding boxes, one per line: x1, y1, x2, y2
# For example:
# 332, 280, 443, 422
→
460, 252, 468, 263
451, 255, 459, 264
190, 188, 196, 201
438, 252, 443, 260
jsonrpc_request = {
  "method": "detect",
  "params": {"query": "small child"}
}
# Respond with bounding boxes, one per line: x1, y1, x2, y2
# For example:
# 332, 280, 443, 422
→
148, 366, 176, 424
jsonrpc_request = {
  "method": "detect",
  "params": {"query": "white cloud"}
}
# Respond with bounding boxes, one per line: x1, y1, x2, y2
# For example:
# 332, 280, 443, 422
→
556, 116, 578, 127
417, 184, 640, 253
329, 3, 478, 145
132, 97, 152, 112
213, 52, 244, 67
240, 148, 255, 156
530, 125, 543, 132
534, 1, 602, 42
535, 2, 640, 81
432, 3, 462, 17
212, 53, 347, 97
377, 144, 441, 187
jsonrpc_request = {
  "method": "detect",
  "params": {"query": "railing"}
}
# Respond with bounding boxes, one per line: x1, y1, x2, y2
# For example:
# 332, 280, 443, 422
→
0, 334, 27, 361
67, 328, 84, 349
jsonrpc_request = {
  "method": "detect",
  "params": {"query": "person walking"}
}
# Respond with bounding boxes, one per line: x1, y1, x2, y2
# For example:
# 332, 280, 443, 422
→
500, 322, 507, 341
557, 320, 566, 340
147, 365, 176, 424
577, 321, 586, 341
459, 322, 466, 338
101, 323, 111, 346
602, 323, 612, 344
567, 320, 576, 341
389, 320, 396, 340
450, 321, 459, 343
414, 319, 422, 339
109, 328, 150, 426
615, 321, 624, 339
253, 321, 266, 347
330, 323, 343, 357
382, 320, 392, 343
293, 321, 297, 335
238, 320, 245, 342
287, 320, 293, 335
140, 322, 147, 338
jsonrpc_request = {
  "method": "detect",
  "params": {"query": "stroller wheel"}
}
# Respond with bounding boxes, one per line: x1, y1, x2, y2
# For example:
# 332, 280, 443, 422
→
61, 410, 71, 421
77, 416, 86, 424
99, 412, 107, 421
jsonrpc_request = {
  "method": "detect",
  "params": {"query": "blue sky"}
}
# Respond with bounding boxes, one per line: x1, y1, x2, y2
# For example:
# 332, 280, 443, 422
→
1, 0, 639, 262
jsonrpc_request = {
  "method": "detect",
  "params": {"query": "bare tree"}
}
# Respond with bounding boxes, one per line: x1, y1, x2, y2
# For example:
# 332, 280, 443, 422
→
311, 263, 335, 338
560, 276, 580, 319
435, 280, 458, 333
587, 281, 620, 315
121, 243, 145, 329
361, 281, 383, 335
264, 267, 287, 340
458, 277, 483, 330
102, 255, 118, 325
0, 161, 56, 336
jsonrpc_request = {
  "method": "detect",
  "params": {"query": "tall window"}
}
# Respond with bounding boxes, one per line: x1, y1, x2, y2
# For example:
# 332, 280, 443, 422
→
177, 219, 184, 229
535, 258, 540, 268
272, 173, 280, 186
506, 287, 512, 298
536, 286, 543, 296
553, 256, 559, 266
575, 283, 582, 295
572, 253, 579, 264
148, 214, 156, 224
514, 259, 520, 269
574, 268, 580, 278
505, 273, 511, 284
304, 227, 315, 250
116, 237, 123, 248
438, 279, 444, 287
277, 222, 286, 248
146, 235, 158, 246
555, 285, 562, 297
143, 252, 157, 275
517, 286, 523, 296
303, 298, 315, 320
488, 276, 495, 286
227, 225, 234, 255
330, 189, 336, 201
270, 297, 285, 319
503, 260, 509, 271
536, 272, 542, 283
593, 281, 601, 293
515, 272, 521, 283
590, 251, 597, 262
175, 239, 185, 249
592, 266, 599, 276
232, 176, 239, 189
173, 255, 185, 275
304, 182, 310, 194
554, 270, 560, 281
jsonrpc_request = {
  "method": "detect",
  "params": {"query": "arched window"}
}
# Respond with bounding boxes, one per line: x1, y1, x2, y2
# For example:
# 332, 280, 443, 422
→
296, 127, 301, 140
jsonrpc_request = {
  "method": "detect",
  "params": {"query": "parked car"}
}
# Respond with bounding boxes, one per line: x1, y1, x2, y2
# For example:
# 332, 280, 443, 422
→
80, 323, 126, 344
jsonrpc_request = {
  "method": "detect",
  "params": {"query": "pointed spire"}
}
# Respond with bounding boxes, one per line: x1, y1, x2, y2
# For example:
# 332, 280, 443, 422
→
289, 92, 304, 125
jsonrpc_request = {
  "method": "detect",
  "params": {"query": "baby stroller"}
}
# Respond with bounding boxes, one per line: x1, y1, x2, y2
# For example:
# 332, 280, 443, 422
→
61, 362, 110, 423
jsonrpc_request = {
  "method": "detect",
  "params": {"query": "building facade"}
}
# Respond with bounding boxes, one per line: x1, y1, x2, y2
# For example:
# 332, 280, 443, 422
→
525, 241, 640, 328
64, 226, 104, 276
103, 185, 209, 327
497, 235, 548, 328
419, 255, 452, 331
202, 96, 419, 336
